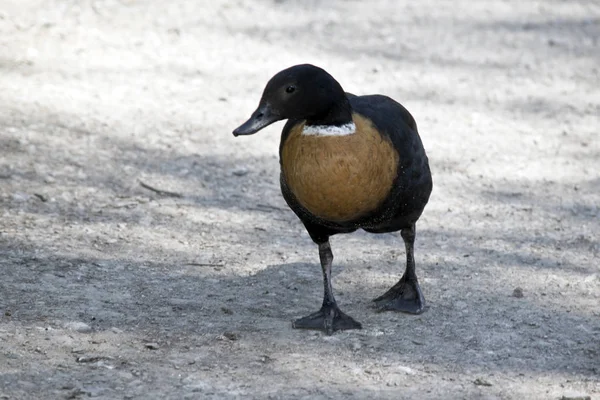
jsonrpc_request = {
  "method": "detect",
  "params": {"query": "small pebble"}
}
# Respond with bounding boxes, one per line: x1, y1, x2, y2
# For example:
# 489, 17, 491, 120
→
560, 395, 591, 400
184, 382, 210, 392
64, 322, 92, 333
258, 355, 273, 364
454, 300, 468, 310
473, 378, 492, 386
512, 287, 524, 298
12, 192, 30, 202
76, 355, 113, 363
395, 365, 416, 375
223, 332, 239, 341
34, 193, 48, 202
144, 343, 159, 350
350, 341, 362, 351
232, 167, 249, 176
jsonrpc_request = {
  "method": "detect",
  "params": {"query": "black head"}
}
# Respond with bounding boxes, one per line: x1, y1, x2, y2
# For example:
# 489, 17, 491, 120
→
232, 64, 350, 136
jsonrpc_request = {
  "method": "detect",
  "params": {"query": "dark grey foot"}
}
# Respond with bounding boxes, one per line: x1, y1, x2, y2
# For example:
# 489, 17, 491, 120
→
292, 305, 362, 335
373, 275, 426, 314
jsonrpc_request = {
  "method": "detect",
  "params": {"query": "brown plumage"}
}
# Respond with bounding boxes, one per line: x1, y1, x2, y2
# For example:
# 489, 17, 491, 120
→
281, 113, 399, 222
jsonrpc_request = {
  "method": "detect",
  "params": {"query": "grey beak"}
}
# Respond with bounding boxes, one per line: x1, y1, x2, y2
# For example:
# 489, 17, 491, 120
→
233, 103, 281, 136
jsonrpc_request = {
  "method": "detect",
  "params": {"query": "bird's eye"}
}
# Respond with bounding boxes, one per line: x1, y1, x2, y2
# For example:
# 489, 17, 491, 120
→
285, 85, 296, 94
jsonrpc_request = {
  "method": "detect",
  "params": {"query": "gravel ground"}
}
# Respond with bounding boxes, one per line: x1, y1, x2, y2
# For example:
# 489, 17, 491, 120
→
1, 0, 599, 399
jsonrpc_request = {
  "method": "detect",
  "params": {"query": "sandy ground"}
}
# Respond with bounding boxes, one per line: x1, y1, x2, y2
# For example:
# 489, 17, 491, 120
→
1, 0, 599, 399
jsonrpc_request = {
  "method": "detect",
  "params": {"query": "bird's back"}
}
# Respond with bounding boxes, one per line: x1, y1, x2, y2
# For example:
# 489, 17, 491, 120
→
349, 94, 418, 155
350, 94, 432, 232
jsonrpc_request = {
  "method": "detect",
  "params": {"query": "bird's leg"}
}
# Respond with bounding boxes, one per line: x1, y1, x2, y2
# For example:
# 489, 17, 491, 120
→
292, 241, 362, 335
373, 223, 426, 314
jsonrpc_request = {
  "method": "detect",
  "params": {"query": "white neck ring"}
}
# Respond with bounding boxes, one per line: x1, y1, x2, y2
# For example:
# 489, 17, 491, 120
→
302, 122, 356, 136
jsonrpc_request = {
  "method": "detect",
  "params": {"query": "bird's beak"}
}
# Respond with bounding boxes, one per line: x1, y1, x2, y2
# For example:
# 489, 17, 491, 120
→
232, 103, 281, 136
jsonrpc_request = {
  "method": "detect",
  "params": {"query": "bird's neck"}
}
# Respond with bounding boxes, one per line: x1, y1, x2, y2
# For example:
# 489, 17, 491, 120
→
303, 97, 354, 136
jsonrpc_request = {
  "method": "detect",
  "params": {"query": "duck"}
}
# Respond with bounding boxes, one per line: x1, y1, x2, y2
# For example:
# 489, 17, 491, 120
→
233, 64, 433, 335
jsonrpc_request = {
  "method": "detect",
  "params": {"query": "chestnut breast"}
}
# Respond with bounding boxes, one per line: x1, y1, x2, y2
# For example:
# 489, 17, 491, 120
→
281, 113, 399, 223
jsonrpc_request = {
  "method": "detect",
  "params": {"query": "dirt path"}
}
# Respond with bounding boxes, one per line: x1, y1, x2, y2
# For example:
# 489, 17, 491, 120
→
1, 1, 599, 399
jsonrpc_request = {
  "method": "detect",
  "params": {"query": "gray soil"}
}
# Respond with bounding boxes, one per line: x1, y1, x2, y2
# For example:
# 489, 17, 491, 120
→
1, 0, 599, 399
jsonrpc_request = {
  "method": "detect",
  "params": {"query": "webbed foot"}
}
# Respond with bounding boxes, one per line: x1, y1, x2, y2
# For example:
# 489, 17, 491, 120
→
373, 275, 426, 314
292, 305, 362, 335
